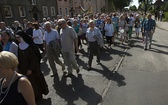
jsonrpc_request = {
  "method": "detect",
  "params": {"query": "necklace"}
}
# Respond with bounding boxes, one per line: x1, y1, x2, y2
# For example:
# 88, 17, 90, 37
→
0, 72, 16, 104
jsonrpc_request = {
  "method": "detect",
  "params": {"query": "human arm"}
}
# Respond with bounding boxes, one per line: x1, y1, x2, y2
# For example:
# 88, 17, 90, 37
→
70, 27, 79, 52
10, 42, 18, 57
18, 77, 36, 105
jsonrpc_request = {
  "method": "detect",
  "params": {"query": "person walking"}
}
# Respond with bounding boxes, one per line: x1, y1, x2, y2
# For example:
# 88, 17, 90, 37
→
32, 22, 44, 53
104, 17, 115, 48
134, 16, 141, 38
0, 51, 36, 105
118, 15, 126, 44
1, 30, 18, 56
142, 14, 156, 50
15, 30, 49, 102
58, 19, 80, 77
86, 20, 103, 70
43, 22, 65, 77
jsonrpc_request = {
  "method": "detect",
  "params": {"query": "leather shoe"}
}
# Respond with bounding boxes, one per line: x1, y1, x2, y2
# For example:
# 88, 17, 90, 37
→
50, 73, 58, 77
76, 68, 80, 74
64, 73, 73, 78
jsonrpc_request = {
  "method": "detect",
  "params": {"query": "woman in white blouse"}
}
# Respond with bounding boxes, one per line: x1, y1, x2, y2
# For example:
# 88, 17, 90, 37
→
104, 17, 114, 47
32, 22, 44, 53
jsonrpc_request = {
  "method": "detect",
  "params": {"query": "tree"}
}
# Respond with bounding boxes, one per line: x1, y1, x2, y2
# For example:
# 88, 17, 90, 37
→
108, 0, 132, 11
138, 0, 153, 14
129, 5, 138, 11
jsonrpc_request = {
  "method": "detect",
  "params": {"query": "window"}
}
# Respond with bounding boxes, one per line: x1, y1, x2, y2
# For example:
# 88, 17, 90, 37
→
31, 0, 36, 5
51, 6, 56, 16
65, 8, 68, 15
59, 8, 62, 15
3, 5, 13, 18
42, 6, 48, 17
18, 6, 26, 17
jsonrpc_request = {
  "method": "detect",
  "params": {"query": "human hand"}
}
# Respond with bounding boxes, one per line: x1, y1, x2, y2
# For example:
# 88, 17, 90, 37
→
27, 70, 32, 75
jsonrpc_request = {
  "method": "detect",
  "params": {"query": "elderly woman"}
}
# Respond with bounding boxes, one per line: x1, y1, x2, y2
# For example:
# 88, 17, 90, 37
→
118, 15, 126, 44
15, 30, 49, 101
86, 20, 103, 70
1, 30, 18, 56
104, 17, 115, 48
0, 51, 36, 105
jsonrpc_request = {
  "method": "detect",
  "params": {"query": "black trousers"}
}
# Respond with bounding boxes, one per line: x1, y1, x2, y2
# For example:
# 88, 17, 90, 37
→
88, 41, 100, 67
106, 36, 112, 45
35, 44, 44, 53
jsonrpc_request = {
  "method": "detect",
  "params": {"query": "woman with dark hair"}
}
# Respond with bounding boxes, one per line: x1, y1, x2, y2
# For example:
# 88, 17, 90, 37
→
32, 22, 44, 53
15, 30, 49, 102
1, 30, 18, 56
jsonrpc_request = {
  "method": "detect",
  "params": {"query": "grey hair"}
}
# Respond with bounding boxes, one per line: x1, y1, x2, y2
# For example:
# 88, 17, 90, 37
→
89, 20, 95, 25
58, 19, 66, 24
44, 21, 51, 26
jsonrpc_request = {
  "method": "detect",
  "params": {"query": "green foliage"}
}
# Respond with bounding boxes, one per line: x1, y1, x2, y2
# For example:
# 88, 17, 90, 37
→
161, 3, 168, 12
108, 0, 132, 11
129, 5, 138, 11
163, 12, 168, 21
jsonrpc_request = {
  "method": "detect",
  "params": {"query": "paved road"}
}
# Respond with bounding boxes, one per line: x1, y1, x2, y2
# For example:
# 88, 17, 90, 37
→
102, 28, 168, 105
37, 38, 128, 105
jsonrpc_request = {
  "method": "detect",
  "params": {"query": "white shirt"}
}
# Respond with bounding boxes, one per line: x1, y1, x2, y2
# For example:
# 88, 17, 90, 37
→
82, 23, 88, 33
104, 23, 114, 36
33, 29, 43, 44
43, 29, 59, 45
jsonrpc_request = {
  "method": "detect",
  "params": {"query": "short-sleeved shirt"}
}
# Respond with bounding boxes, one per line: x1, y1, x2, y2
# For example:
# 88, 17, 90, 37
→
60, 26, 77, 52
82, 23, 88, 33
33, 29, 43, 44
43, 29, 59, 45
112, 17, 119, 27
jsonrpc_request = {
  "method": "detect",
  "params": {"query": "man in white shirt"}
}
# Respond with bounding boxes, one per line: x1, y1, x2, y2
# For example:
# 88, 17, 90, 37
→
43, 21, 65, 77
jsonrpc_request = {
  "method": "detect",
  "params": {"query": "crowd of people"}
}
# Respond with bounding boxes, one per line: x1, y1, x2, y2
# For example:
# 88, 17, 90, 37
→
0, 12, 156, 104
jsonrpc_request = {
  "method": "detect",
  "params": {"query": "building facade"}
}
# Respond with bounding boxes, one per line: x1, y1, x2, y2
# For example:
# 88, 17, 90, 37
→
57, 0, 70, 17
0, 0, 57, 25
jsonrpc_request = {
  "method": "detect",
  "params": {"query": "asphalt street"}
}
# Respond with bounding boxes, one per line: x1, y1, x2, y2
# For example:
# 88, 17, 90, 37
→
37, 37, 128, 105
102, 28, 168, 105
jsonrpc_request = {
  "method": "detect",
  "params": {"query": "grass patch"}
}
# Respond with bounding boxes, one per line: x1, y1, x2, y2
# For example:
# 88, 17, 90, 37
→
163, 12, 168, 21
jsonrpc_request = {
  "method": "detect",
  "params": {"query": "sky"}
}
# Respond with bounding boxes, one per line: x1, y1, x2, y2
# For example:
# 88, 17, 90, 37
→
130, 0, 139, 8
130, 0, 162, 8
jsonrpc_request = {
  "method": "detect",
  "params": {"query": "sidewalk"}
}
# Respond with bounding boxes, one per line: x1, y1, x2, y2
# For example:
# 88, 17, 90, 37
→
156, 21, 168, 31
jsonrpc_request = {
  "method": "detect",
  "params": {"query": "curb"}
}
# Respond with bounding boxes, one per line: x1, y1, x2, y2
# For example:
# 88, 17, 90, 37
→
98, 48, 128, 105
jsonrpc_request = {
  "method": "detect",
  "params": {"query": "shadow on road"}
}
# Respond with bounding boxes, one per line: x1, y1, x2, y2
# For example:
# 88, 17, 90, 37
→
152, 43, 168, 49
41, 61, 50, 76
148, 48, 168, 55
37, 98, 52, 105
52, 74, 102, 105
112, 71, 126, 87
90, 63, 126, 87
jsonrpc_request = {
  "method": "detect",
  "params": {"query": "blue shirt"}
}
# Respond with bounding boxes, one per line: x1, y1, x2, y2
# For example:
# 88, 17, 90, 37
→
143, 19, 156, 31
95, 19, 104, 31
86, 27, 102, 42
112, 17, 119, 27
